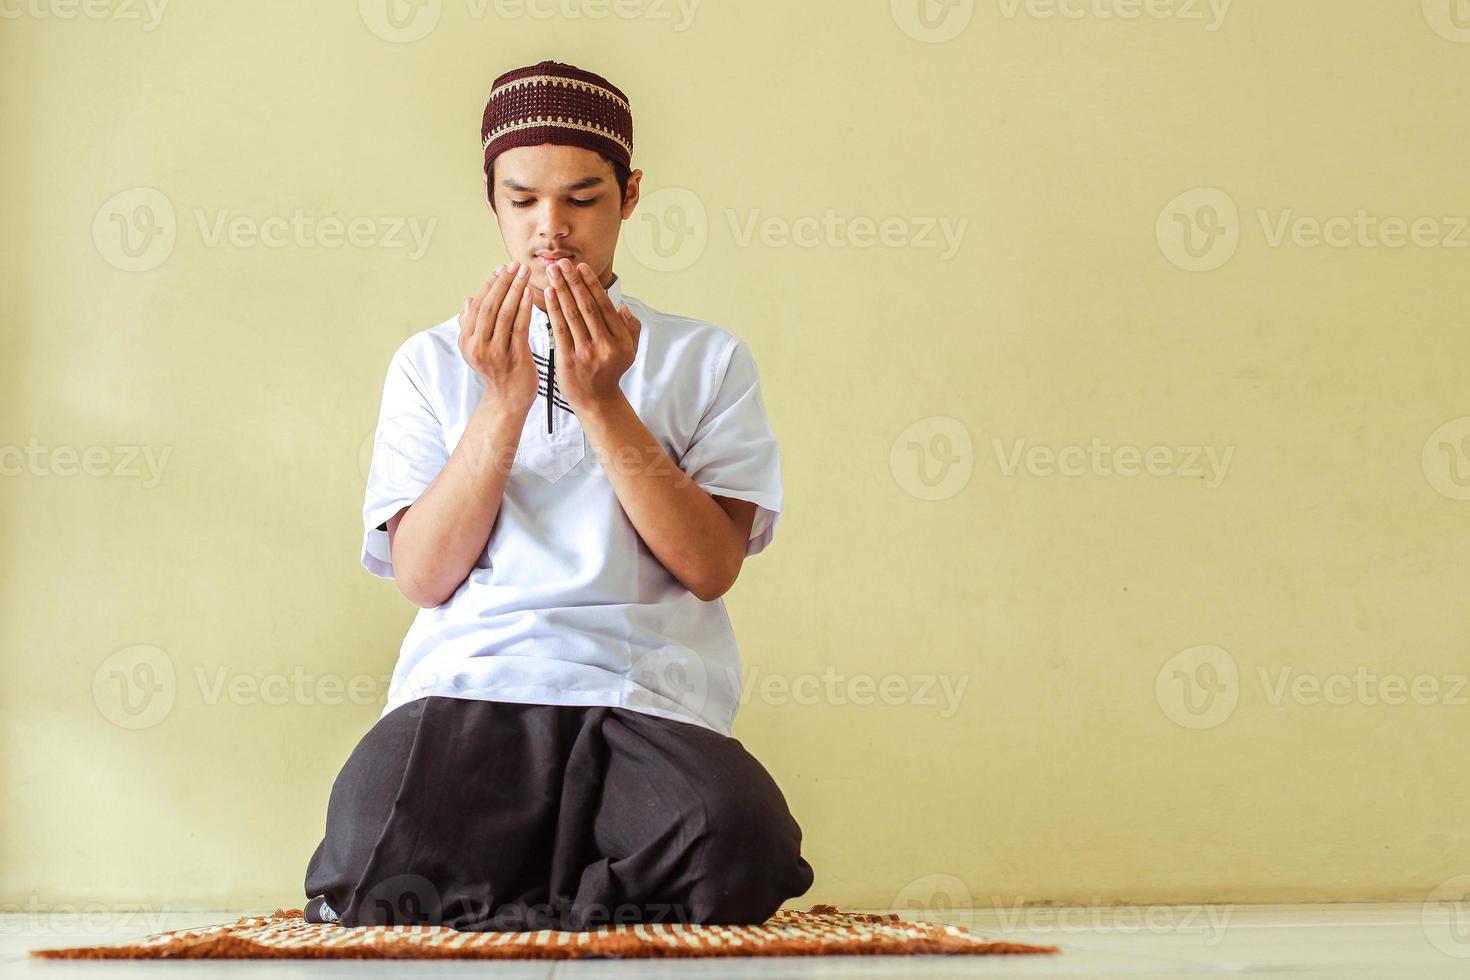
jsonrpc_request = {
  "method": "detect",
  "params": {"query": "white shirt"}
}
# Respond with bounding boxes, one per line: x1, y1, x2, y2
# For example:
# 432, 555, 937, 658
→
360, 275, 781, 737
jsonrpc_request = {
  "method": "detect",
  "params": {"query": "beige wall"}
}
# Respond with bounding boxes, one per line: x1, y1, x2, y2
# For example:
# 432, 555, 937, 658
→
3, 0, 1468, 913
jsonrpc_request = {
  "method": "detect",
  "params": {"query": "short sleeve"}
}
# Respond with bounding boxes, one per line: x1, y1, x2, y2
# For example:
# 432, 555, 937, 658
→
360, 345, 450, 579
679, 338, 782, 557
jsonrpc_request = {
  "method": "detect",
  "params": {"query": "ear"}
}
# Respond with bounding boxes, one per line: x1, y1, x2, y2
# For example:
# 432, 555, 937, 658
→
621, 168, 642, 219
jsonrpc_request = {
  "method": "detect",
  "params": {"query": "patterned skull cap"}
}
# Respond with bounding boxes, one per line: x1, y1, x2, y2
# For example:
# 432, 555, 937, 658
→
481, 60, 633, 180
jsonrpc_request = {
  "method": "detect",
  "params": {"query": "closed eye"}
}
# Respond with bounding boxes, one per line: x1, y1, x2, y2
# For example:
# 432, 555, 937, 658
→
511, 198, 597, 208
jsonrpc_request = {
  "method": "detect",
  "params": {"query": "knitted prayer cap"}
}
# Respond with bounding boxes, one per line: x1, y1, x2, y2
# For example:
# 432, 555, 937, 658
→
480, 60, 633, 179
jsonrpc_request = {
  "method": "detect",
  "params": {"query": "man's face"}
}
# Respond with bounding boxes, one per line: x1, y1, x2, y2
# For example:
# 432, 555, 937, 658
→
483, 143, 641, 311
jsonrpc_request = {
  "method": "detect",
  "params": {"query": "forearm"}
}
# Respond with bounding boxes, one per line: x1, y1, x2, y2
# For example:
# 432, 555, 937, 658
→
579, 393, 741, 601
391, 399, 527, 607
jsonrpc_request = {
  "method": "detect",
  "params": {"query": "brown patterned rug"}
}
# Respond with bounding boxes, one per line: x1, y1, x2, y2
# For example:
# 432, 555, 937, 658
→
30, 904, 1060, 960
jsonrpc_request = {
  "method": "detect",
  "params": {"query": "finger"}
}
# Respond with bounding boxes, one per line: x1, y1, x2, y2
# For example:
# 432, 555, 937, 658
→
475, 262, 517, 343
545, 285, 574, 359
619, 304, 641, 345
511, 278, 533, 354
560, 260, 607, 347
465, 266, 503, 344
493, 263, 531, 354
463, 266, 501, 342
548, 260, 590, 352
576, 263, 628, 345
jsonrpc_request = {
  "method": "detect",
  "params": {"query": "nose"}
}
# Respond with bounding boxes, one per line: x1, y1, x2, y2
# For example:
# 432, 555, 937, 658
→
535, 200, 574, 243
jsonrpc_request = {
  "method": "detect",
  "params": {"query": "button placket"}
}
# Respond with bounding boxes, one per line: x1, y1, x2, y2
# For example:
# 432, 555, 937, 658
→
516, 418, 585, 482
516, 320, 586, 481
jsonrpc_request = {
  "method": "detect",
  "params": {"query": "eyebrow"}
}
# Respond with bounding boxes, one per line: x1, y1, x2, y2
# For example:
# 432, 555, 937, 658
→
499, 176, 606, 193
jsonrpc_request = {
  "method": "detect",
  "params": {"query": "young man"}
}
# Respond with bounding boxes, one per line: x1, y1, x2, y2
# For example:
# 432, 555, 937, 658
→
302, 60, 815, 932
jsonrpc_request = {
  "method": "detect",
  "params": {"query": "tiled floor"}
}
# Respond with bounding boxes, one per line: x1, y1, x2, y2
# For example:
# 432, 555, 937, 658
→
2, 902, 1465, 977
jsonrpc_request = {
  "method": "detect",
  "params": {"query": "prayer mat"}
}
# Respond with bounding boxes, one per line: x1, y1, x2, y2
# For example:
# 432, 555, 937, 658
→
31, 904, 1061, 960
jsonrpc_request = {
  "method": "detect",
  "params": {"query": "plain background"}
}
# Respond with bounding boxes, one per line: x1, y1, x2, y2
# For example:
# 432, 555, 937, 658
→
3, 0, 1468, 912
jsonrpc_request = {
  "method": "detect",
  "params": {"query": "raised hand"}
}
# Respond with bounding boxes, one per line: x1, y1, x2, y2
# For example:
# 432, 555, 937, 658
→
541, 258, 641, 413
459, 261, 539, 417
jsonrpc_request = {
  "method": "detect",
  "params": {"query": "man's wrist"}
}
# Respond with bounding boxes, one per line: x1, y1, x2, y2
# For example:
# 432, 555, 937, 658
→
472, 395, 532, 433
457, 397, 529, 482
578, 390, 632, 428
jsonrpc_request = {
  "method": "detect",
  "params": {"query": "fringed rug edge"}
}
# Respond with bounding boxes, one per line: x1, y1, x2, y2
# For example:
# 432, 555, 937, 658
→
29, 904, 1061, 960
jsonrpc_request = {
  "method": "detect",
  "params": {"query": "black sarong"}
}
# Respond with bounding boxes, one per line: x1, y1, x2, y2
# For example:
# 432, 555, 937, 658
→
303, 695, 815, 931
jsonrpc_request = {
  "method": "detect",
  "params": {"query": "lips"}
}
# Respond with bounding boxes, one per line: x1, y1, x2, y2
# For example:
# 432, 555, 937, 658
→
535, 252, 573, 262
